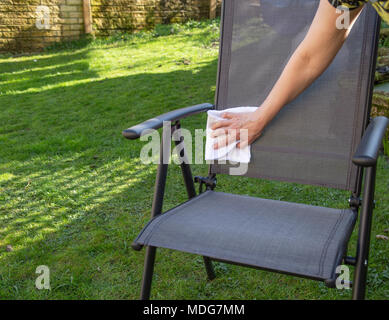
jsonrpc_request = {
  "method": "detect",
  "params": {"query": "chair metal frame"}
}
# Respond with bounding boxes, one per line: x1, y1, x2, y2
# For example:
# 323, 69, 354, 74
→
124, 103, 388, 300
122, 1, 389, 300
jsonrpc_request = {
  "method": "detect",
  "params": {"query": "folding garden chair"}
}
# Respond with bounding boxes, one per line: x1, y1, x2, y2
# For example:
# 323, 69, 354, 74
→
123, 0, 389, 300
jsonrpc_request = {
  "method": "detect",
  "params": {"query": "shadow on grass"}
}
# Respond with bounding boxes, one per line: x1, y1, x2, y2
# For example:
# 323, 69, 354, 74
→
0, 51, 91, 74
0, 51, 218, 299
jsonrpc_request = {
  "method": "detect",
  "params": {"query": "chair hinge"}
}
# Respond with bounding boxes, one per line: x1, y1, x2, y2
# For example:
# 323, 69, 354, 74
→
194, 175, 217, 193
348, 196, 361, 209
344, 256, 356, 266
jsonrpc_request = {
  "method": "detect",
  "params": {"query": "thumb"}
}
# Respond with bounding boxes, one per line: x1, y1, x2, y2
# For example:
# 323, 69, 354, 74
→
236, 140, 248, 149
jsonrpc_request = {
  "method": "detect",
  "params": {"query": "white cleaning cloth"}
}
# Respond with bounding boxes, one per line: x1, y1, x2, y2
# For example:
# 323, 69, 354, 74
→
205, 107, 258, 163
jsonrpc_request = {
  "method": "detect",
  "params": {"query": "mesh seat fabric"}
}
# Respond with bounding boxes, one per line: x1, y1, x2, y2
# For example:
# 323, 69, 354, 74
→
135, 191, 357, 281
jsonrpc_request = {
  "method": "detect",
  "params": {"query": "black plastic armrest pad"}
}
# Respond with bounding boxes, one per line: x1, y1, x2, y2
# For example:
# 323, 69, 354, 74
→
122, 103, 214, 140
352, 116, 389, 167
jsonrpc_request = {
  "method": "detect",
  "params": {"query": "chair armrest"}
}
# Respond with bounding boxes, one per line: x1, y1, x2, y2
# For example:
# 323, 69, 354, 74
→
122, 103, 214, 140
352, 116, 389, 167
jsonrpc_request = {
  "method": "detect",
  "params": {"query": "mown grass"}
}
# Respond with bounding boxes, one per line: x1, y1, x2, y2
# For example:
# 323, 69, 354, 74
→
0, 20, 388, 300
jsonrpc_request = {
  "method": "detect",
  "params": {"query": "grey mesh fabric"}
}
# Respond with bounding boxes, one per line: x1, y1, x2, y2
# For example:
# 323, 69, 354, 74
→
135, 191, 357, 280
212, 0, 379, 190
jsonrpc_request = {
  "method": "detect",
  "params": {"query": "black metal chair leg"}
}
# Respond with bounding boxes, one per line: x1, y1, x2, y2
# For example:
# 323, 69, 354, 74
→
352, 166, 376, 300
203, 257, 216, 280
352, 260, 368, 300
140, 246, 157, 300
138, 129, 170, 300
173, 124, 217, 282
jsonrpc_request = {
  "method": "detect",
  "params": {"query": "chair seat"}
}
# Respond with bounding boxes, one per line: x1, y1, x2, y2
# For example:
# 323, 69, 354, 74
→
134, 191, 357, 281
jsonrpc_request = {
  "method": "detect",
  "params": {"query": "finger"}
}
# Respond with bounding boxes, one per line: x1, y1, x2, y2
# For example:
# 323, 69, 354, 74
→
213, 137, 228, 150
211, 120, 233, 130
211, 128, 228, 138
237, 140, 248, 149
232, 129, 240, 141
237, 131, 249, 149
221, 112, 236, 120
237, 131, 261, 149
213, 132, 238, 149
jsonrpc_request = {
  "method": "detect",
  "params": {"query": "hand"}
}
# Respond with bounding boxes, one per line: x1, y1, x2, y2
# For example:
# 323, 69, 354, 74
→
210, 111, 264, 149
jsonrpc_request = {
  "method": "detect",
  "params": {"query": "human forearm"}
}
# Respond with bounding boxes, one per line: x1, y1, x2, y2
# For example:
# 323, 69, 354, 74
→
254, 42, 344, 130
252, 0, 364, 131
211, 0, 364, 149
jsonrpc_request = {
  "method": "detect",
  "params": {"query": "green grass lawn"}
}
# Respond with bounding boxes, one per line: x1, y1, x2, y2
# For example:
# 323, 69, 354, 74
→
0, 20, 388, 300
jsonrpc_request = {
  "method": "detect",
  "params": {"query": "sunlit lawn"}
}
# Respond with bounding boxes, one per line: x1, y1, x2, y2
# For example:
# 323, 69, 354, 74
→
0, 20, 388, 299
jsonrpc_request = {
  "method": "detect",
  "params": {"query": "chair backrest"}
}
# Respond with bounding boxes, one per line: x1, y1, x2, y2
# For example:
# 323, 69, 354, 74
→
210, 0, 380, 191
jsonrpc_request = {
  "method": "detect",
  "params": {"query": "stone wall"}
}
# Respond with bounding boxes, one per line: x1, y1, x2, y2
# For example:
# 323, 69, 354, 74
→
0, 0, 84, 52
0, 0, 221, 52
91, 0, 212, 36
